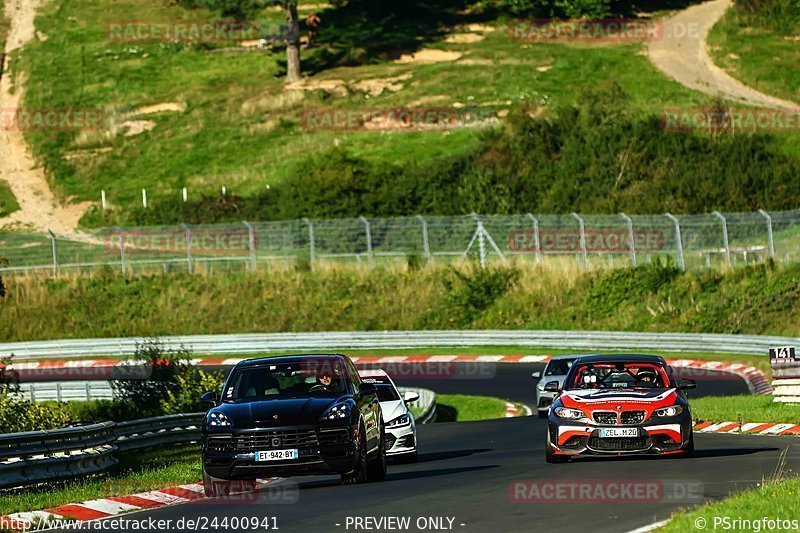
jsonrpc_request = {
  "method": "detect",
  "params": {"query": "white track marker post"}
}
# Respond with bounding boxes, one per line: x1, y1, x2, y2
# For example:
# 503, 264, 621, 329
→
665, 213, 685, 271
758, 209, 775, 260
141, 189, 147, 208
620, 212, 636, 267
101, 190, 107, 211
712, 211, 731, 268
359, 216, 374, 268
221, 185, 226, 197
182, 187, 188, 202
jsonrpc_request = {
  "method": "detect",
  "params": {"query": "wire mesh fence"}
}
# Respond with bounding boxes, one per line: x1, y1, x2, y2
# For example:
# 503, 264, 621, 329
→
1, 210, 798, 276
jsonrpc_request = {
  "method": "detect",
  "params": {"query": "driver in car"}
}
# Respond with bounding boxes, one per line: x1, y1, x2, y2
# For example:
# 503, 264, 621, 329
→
310, 371, 339, 392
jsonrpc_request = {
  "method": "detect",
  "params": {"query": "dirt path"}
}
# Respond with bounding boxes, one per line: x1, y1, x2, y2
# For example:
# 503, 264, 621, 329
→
0, 0, 91, 237
647, 0, 799, 110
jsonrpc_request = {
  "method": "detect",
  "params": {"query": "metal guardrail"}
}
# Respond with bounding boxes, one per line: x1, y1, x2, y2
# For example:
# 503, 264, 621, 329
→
399, 387, 436, 424
0, 422, 117, 489
1, 330, 795, 359
0, 414, 203, 489
22, 381, 114, 402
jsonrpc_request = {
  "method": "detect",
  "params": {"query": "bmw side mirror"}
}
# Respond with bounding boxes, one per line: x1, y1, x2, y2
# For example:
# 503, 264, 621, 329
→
403, 391, 420, 404
200, 391, 219, 406
531, 371, 541, 379
678, 379, 697, 391
360, 383, 377, 396
544, 381, 560, 393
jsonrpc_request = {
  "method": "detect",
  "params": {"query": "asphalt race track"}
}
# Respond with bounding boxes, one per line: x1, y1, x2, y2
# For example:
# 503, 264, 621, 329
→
65, 362, 795, 533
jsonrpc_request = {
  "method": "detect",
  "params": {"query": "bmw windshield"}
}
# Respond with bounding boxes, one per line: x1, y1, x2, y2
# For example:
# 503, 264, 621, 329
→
222, 361, 349, 402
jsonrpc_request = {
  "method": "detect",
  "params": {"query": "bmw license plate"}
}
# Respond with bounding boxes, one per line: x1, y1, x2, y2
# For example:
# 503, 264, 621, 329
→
255, 449, 298, 461
599, 428, 639, 438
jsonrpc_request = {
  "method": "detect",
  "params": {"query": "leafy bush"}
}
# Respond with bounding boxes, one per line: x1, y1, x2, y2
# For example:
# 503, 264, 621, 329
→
111, 340, 194, 418
734, 0, 800, 33
444, 266, 518, 325
584, 260, 683, 316
0, 356, 73, 433
161, 369, 226, 414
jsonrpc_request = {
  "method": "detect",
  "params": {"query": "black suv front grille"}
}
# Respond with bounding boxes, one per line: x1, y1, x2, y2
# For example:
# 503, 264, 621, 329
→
207, 434, 235, 452
588, 437, 648, 451
620, 411, 646, 424
319, 427, 351, 447
593, 412, 618, 425
235, 429, 318, 452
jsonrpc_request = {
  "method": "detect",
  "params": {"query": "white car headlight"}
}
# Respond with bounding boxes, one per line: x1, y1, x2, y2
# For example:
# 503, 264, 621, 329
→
207, 411, 232, 427
655, 405, 684, 418
554, 407, 585, 420
321, 403, 351, 421
386, 414, 412, 428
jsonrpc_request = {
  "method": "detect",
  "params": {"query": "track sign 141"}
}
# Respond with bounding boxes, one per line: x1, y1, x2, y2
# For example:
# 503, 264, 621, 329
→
770, 346, 797, 364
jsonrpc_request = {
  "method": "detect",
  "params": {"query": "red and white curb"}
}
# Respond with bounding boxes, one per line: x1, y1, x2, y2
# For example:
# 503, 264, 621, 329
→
1, 479, 276, 531
504, 402, 532, 418
693, 420, 800, 436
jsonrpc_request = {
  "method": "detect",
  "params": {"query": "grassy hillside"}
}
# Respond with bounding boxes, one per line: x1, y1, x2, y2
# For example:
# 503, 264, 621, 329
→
12, 0, 729, 225
1, 261, 798, 341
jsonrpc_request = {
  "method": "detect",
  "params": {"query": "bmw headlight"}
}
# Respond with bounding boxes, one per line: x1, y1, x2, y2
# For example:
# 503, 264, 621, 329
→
207, 411, 232, 428
554, 407, 585, 420
386, 414, 412, 428
321, 403, 351, 421
655, 405, 684, 418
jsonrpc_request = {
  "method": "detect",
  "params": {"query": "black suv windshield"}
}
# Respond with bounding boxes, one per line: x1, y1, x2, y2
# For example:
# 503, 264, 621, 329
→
223, 361, 349, 402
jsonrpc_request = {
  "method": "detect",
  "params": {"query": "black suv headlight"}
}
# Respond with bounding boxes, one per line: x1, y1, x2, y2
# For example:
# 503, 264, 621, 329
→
207, 411, 233, 428
321, 403, 351, 421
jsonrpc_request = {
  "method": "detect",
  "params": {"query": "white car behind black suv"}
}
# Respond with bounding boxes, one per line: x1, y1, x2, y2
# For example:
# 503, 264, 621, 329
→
533, 355, 582, 418
359, 370, 418, 461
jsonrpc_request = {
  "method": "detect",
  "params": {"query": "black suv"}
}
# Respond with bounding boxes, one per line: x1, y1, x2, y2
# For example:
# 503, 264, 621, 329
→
200, 354, 386, 496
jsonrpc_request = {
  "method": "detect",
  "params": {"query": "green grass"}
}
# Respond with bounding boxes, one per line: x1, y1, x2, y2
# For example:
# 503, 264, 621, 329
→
17, 0, 709, 219
690, 395, 800, 425
0, 445, 200, 516
0, 180, 19, 217
708, 8, 800, 104
434, 394, 509, 422
3, 261, 800, 342
660, 477, 800, 532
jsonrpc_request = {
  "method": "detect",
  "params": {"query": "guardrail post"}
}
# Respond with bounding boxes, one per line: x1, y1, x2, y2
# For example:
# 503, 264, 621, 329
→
115, 226, 127, 275
712, 211, 731, 268
758, 209, 775, 259
416, 215, 431, 266
56, 382, 62, 402
359, 216, 374, 268
526, 213, 542, 264
242, 221, 256, 272
181, 223, 193, 274
86, 382, 92, 401
48, 229, 58, 276
302, 218, 315, 267
619, 213, 636, 267
571, 213, 588, 270
29, 383, 35, 402
665, 213, 685, 271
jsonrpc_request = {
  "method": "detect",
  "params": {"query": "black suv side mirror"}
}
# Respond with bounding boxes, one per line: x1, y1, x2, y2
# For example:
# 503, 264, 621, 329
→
544, 381, 560, 393
200, 391, 219, 406
678, 379, 697, 391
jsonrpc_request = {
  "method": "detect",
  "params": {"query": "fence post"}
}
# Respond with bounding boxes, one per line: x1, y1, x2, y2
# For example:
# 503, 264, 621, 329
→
570, 213, 588, 270
416, 215, 431, 266
242, 221, 256, 272
359, 216, 374, 268
619, 213, 636, 267
711, 211, 731, 268
525, 213, 542, 264
181, 223, 193, 274
302, 218, 315, 267
665, 213, 685, 271
469, 213, 487, 268
115, 226, 127, 275
758, 209, 775, 260
48, 229, 58, 276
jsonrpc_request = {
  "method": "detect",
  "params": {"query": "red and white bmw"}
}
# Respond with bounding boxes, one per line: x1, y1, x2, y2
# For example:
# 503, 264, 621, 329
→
545, 355, 696, 463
